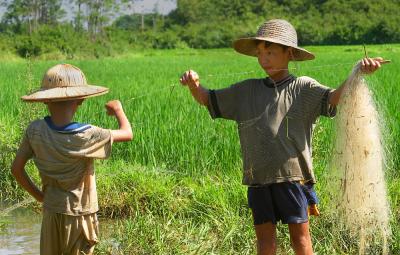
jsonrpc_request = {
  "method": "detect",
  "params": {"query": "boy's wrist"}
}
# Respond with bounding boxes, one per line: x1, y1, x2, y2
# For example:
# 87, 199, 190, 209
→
189, 83, 200, 90
112, 107, 124, 114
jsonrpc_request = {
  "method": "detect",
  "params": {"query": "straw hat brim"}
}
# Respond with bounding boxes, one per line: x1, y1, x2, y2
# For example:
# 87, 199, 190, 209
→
21, 85, 109, 102
233, 37, 315, 61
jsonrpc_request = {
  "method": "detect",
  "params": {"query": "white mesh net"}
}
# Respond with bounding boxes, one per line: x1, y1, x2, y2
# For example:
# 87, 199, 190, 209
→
333, 64, 390, 254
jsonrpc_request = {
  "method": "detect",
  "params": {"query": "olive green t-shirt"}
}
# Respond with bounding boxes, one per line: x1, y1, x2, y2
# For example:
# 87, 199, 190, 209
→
207, 75, 336, 186
16, 117, 113, 216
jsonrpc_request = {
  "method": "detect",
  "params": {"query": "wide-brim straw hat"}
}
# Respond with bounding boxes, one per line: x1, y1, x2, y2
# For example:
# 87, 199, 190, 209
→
233, 19, 314, 61
22, 64, 108, 102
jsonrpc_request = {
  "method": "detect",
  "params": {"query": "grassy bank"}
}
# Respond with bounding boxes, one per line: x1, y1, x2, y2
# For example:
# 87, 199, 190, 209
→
0, 45, 399, 254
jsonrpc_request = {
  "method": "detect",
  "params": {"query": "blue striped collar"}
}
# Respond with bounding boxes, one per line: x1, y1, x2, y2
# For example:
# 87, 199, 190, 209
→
44, 116, 91, 134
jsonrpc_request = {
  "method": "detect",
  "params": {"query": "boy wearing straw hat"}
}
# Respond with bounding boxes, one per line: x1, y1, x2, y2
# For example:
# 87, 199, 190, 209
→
11, 64, 133, 255
180, 19, 383, 254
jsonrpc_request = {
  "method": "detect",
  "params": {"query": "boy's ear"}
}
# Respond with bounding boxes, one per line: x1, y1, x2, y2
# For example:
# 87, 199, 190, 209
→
77, 99, 84, 106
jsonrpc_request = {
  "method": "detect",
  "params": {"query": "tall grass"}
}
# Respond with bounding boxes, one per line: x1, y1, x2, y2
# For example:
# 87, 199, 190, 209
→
0, 45, 399, 254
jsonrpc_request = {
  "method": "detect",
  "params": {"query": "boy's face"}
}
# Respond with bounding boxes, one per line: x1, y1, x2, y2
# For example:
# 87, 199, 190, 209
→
256, 42, 291, 77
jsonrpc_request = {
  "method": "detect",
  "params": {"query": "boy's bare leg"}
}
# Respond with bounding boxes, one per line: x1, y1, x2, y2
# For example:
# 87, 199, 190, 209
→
254, 222, 277, 255
288, 222, 313, 255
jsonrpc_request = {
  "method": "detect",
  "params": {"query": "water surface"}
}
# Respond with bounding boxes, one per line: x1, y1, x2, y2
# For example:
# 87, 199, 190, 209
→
0, 205, 41, 255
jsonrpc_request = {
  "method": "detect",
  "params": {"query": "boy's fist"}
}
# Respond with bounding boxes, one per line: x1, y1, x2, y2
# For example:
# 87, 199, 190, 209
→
105, 100, 123, 116
180, 70, 200, 89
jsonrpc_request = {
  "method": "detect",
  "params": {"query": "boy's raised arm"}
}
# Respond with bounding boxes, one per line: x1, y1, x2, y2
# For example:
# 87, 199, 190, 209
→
180, 70, 209, 106
11, 154, 44, 202
105, 100, 133, 142
329, 57, 384, 106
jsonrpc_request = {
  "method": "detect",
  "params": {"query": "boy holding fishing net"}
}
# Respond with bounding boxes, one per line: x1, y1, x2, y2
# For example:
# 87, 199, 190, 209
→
11, 64, 133, 255
180, 19, 384, 254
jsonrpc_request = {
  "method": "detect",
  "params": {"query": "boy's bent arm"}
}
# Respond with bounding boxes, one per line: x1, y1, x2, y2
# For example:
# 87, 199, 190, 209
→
106, 100, 133, 142
329, 57, 383, 106
180, 70, 209, 106
188, 84, 209, 106
11, 155, 44, 202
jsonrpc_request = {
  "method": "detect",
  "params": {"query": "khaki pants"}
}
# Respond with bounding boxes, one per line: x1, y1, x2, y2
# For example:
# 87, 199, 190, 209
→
40, 210, 99, 255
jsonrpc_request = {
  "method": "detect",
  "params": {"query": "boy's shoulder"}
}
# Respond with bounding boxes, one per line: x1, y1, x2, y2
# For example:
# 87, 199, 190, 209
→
230, 78, 264, 88
245, 78, 265, 84
26, 118, 46, 133
292, 76, 328, 90
294, 76, 319, 86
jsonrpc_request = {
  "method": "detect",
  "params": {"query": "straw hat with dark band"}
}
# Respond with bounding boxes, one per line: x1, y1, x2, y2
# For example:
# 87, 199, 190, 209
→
233, 19, 314, 61
22, 64, 108, 102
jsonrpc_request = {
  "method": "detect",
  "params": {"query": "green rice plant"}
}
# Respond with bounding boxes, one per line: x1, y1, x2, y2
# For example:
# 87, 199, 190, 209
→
0, 45, 398, 254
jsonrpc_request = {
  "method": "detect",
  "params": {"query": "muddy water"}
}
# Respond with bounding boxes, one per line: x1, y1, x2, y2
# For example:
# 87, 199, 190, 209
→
0, 204, 120, 254
0, 206, 41, 255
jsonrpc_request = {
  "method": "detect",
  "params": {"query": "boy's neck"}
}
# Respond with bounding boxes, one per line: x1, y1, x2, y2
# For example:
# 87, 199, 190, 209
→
269, 70, 290, 83
47, 101, 79, 127
49, 113, 74, 127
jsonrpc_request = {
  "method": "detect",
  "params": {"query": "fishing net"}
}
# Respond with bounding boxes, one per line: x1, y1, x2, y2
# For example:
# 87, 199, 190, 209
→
333, 63, 390, 254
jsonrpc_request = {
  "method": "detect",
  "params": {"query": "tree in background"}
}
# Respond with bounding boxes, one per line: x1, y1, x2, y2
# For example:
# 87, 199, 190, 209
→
0, 0, 399, 58
69, 0, 122, 38
1, 0, 64, 34
84, 0, 114, 37
38, 0, 65, 25
72, 0, 84, 32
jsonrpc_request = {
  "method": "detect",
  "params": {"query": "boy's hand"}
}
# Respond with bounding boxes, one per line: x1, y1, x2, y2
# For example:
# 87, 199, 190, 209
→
105, 100, 123, 116
180, 70, 200, 89
359, 57, 383, 74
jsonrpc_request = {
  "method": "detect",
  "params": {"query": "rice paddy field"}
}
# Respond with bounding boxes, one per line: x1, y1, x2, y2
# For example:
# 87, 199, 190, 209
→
0, 45, 399, 254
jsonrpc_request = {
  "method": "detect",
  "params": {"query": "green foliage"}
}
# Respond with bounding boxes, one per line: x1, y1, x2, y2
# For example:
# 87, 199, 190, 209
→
0, 34, 14, 54
8, 24, 124, 59
0, 0, 399, 58
0, 0, 65, 33
167, 0, 400, 47
13, 25, 73, 57
0, 122, 21, 201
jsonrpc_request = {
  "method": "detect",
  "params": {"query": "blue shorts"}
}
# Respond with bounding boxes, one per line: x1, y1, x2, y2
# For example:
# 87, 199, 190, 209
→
248, 181, 309, 225
302, 182, 319, 205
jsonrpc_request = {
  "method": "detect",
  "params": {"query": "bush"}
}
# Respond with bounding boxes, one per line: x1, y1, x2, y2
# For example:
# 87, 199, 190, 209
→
15, 35, 43, 57
144, 30, 188, 49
